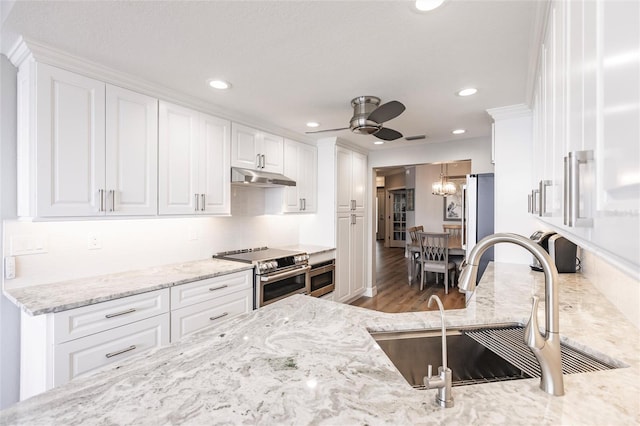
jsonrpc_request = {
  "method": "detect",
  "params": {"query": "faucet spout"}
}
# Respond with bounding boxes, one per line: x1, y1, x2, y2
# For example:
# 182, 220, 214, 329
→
457, 233, 565, 396
423, 295, 454, 408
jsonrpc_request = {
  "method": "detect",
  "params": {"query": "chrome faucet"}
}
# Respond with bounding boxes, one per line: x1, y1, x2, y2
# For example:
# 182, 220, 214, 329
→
423, 295, 454, 408
458, 233, 564, 396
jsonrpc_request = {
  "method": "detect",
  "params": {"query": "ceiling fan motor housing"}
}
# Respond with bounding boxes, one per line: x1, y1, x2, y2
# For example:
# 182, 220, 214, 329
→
350, 96, 382, 135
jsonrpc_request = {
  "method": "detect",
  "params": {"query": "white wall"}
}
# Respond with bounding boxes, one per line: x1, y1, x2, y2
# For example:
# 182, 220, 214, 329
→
489, 106, 537, 264
0, 53, 20, 409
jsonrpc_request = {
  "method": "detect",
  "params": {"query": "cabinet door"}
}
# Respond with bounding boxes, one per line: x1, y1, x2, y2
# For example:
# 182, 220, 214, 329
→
36, 63, 105, 217
336, 146, 353, 212
158, 101, 199, 215
231, 123, 260, 170
261, 131, 284, 174
298, 142, 317, 212
199, 113, 231, 214
351, 151, 367, 211
105, 85, 158, 216
590, 0, 640, 267
335, 214, 352, 302
282, 139, 301, 212
350, 213, 366, 296
54, 313, 169, 387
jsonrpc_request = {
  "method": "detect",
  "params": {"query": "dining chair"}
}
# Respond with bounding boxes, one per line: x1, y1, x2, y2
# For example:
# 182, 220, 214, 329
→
417, 232, 456, 294
442, 224, 462, 240
442, 224, 465, 278
407, 226, 424, 285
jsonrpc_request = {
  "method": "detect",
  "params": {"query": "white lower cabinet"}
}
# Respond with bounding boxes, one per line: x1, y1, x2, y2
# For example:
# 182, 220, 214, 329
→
170, 270, 253, 341
20, 288, 170, 400
335, 212, 366, 303
54, 313, 169, 386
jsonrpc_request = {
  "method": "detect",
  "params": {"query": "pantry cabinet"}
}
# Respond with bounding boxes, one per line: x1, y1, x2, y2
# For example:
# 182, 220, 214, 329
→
282, 139, 317, 213
531, 0, 640, 272
158, 101, 231, 215
336, 146, 366, 213
16, 62, 158, 218
335, 212, 366, 303
231, 123, 284, 174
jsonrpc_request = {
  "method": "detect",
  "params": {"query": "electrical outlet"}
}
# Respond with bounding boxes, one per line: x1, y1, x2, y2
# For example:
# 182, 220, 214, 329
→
5, 256, 16, 279
87, 233, 102, 250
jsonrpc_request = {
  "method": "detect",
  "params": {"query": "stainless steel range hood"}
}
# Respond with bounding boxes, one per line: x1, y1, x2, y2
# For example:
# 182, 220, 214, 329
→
231, 167, 296, 187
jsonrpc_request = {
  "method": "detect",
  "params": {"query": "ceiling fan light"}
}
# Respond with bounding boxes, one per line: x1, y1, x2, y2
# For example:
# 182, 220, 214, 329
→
415, 0, 446, 12
457, 88, 478, 97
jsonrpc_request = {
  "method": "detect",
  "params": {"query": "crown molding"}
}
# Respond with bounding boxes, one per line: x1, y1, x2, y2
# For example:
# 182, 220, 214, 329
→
7, 37, 315, 145
486, 104, 532, 121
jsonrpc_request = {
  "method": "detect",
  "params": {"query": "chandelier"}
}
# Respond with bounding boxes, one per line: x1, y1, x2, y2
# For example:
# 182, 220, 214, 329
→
432, 164, 456, 196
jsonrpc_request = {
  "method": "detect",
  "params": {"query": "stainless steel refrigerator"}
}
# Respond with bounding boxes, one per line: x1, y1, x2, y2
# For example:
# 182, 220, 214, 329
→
462, 173, 495, 283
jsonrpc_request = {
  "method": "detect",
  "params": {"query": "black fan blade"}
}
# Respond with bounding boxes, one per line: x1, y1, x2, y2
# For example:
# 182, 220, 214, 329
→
305, 127, 350, 134
367, 100, 405, 123
374, 127, 403, 141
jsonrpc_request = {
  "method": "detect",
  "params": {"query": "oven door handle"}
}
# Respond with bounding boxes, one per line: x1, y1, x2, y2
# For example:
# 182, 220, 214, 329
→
260, 265, 311, 282
310, 263, 335, 277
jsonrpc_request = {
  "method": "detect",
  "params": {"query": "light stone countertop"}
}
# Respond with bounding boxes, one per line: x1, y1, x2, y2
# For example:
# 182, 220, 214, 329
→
1, 262, 639, 425
280, 244, 336, 256
3, 259, 254, 316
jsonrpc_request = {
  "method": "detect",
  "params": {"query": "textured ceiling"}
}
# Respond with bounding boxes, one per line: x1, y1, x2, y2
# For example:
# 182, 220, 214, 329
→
1, 0, 540, 151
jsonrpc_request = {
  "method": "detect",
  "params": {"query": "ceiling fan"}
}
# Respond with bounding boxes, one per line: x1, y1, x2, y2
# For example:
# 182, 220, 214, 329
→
306, 96, 406, 141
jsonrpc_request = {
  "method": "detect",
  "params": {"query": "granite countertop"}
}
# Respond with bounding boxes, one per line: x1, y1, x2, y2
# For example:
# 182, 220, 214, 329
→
3, 259, 254, 316
1, 262, 639, 424
280, 244, 335, 255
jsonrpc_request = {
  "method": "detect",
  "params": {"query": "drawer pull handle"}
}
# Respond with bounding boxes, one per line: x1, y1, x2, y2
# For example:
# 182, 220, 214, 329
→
105, 345, 136, 358
208, 285, 228, 292
105, 308, 136, 319
210, 312, 229, 321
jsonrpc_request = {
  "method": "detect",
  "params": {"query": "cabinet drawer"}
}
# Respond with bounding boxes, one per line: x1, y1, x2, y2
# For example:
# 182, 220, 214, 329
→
54, 313, 169, 386
54, 289, 169, 344
170, 288, 251, 341
170, 271, 252, 310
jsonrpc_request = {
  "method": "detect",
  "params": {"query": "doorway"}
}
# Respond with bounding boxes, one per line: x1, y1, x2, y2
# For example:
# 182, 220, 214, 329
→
386, 189, 406, 248
376, 188, 385, 240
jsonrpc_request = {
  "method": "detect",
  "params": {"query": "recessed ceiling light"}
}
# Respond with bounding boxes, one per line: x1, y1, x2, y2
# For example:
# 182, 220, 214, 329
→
457, 88, 478, 97
452, 129, 466, 135
415, 0, 446, 12
208, 79, 231, 90
306, 122, 320, 128
374, 141, 385, 145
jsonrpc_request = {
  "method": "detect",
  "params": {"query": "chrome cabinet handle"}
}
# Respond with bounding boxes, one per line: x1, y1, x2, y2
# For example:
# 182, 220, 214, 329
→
195, 194, 199, 212
299, 198, 303, 211
527, 193, 532, 213
539, 180, 552, 217
303, 198, 306, 211
563, 156, 570, 225
351, 214, 356, 225
98, 189, 105, 212
569, 150, 594, 227
210, 312, 229, 321
208, 284, 228, 292
108, 190, 115, 212
261, 154, 266, 169
531, 189, 540, 215
105, 345, 136, 359
201, 194, 205, 211
256, 154, 261, 169
350, 200, 356, 210
105, 308, 136, 319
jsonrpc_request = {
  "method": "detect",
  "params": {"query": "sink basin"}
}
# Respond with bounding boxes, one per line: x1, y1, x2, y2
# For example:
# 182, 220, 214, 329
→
370, 323, 621, 389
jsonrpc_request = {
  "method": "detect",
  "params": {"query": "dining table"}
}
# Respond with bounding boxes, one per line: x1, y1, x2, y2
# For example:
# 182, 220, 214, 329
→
406, 235, 465, 285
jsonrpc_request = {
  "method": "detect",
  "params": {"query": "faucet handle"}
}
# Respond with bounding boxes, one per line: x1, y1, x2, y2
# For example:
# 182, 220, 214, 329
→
524, 295, 545, 349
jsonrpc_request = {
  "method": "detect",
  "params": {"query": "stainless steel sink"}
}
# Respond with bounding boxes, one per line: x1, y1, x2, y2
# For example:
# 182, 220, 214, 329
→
370, 323, 621, 389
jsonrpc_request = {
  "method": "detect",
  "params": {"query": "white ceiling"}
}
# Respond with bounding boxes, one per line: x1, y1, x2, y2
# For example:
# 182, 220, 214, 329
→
1, 0, 541, 152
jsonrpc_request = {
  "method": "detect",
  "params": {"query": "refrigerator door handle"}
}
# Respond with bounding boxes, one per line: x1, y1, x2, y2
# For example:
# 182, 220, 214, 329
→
461, 184, 467, 250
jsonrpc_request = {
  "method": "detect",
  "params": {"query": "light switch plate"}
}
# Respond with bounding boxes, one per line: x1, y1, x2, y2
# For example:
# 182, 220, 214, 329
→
5, 256, 16, 279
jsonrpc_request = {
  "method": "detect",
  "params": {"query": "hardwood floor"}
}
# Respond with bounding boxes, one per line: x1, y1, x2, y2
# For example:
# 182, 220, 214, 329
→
350, 240, 466, 313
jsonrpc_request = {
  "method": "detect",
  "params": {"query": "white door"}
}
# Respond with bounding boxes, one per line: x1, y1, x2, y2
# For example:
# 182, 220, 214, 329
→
350, 213, 366, 296
282, 139, 300, 212
261, 131, 284, 174
231, 123, 260, 170
335, 214, 352, 302
158, 101, 199, 215
298, 143, 317, 212
351, 151, 367, 211
105, 85, 158, 216
36, 63, 105, 217
199, 113, 231, 214
387, 190, 407, 248
336, 146, 353, 212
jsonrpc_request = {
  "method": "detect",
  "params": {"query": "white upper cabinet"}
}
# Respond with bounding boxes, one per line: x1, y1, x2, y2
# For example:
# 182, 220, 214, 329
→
158, 101, 230, 215
336, 146, 366, 213
28, 63, 106, 217
17, 63, 158, 218
231, 123, 283, 174
531, 0, 640, 272
282, 139, 317, 213
106, 85, 158, 216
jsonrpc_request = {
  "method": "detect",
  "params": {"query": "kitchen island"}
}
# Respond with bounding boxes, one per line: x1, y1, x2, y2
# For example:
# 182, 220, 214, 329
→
1, 262, 639, 425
